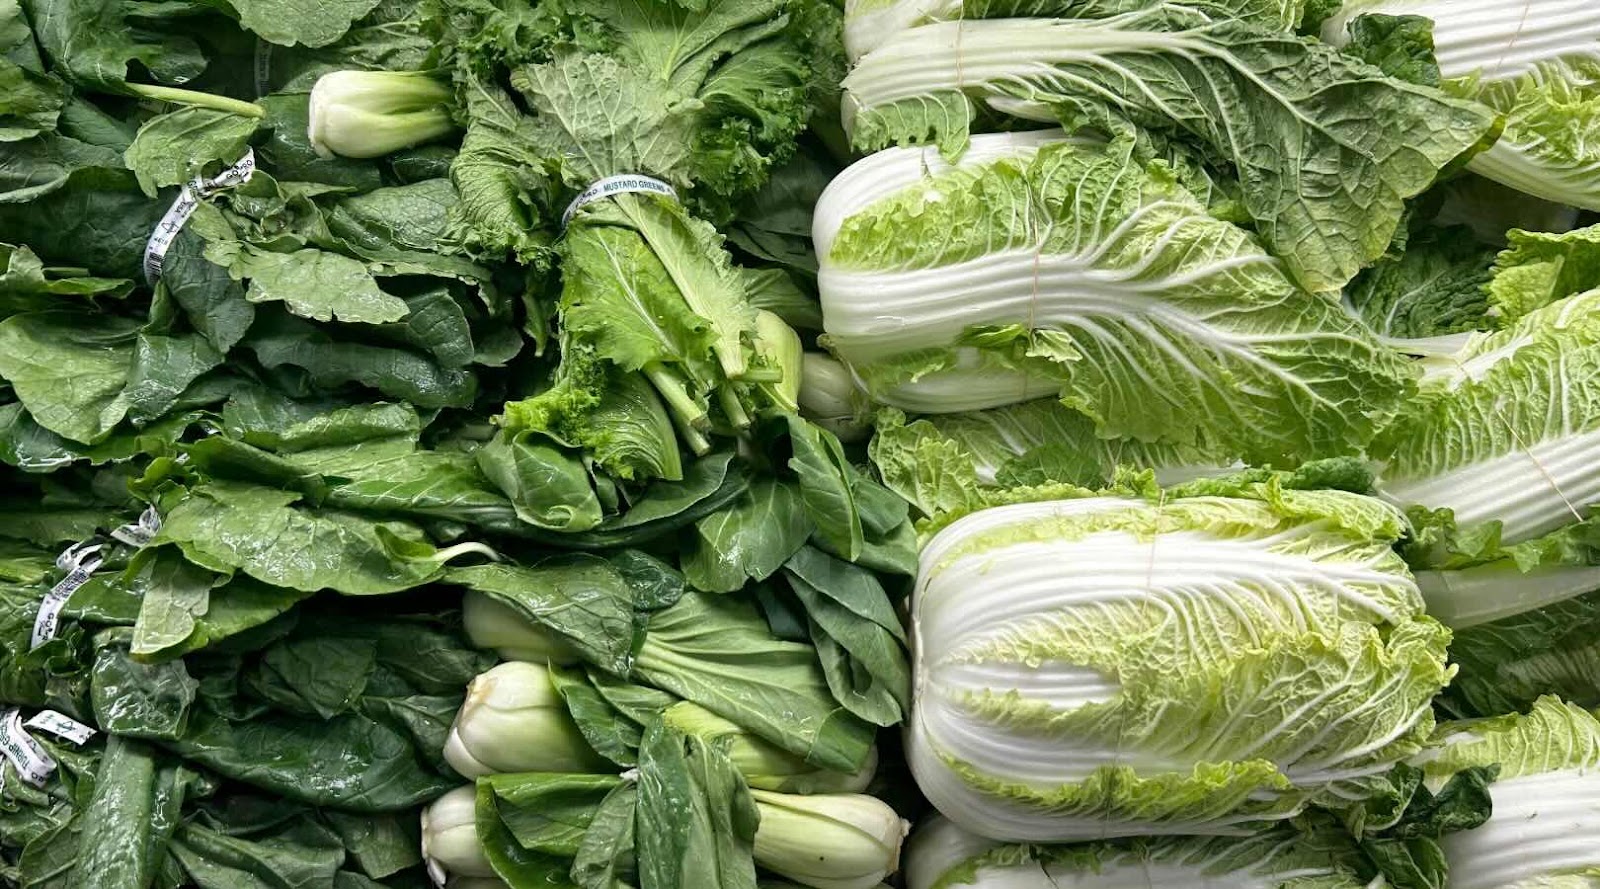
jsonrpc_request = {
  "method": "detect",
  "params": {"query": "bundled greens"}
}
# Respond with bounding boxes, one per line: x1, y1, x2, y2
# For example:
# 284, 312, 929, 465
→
421, 652, 908, 888
0, 0, 918, 884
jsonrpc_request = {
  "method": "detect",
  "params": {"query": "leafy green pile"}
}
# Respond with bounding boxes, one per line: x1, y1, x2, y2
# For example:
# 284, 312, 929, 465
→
0, 0, 920, 885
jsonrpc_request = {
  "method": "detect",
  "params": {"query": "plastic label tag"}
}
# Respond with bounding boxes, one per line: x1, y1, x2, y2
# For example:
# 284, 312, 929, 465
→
0, 709, 56, 787
23, 710, 96, 746
30, 542, 103, 650
110, 505, 162, 548
142, 149, 258, 286
561, 174, 678, 228
254, 39, 273, 96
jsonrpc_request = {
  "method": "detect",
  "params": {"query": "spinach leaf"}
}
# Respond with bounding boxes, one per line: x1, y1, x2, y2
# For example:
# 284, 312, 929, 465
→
446, 558, 641, 676
156, 481, 488, 595
475, 429, 602, 532
123, 108, 258, 197
684, 479, 811, 594
0, 311, 138, 444
246, 314, 477, 409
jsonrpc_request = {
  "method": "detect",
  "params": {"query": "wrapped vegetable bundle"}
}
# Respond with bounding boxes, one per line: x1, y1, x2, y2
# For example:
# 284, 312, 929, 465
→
422, 657, 908, 888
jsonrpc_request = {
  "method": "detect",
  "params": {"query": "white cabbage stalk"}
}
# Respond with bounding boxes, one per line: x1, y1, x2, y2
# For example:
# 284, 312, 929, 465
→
841, 0, 1302, 65
810, 135, 1070, 419
751, 790, 909, 889
904, 815, 1380, 889
1416, 564, 1600, 630
908, 492, 1451, 841
1324, 0, 1600, 81
814, 132, 1410, 463
1375, 288, 1600, 545
1374, 286, 1600, 719
1422, 697, 1600, 889
443, 661, 606, 778
837, 7, 1494, 295
797, 354, 873, 443
843, 0, 958, 62
421, 786, 496, 880
1323, 0, 1600, 210
462, 590, 583, 665
308, 70, 457, 159
664, 702, 878, 794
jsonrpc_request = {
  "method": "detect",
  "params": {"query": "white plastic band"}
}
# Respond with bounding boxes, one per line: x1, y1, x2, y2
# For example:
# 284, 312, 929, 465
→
560, 174, 678, 228
142, 149, 257, 286
1, 709, 56, 787
23, 710, 95, 746
110, 505, 162, 548
253, 39, 273, 97
30, 541, 103, 650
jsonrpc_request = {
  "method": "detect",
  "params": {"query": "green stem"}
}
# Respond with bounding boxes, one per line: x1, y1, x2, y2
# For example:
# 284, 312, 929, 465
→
679, 422, 712, 457
126, 84, 266, 119
433, 541, 500, 565
734, 367, 783, 384
718, 386, 752, 430
644, 362, 709, 432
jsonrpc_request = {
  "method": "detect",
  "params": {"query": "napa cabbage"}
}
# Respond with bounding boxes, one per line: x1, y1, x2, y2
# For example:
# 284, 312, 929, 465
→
904, 815, 1380, 889
1371, 278, 1600, 716
1324, 0, 1600, 211
906, 474, 1453, 841
1419, 696, 1600, 889
839, 0, 1497, 293
814, 131, 1414, 465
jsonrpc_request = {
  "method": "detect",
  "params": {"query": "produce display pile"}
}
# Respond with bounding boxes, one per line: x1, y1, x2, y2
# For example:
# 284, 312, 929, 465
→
0, 0, 1597, 886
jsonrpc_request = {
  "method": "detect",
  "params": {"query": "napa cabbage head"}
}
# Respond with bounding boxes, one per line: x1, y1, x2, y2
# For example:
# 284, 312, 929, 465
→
1324, 0, 1600, 211
1371, 280, 1600, 716
839, 1, 1496, 293
815, 131, 1414, 465
903, 815, 1379, 889
906, 473, 1452, 841
1419, 696, 1600, 889
843, 0, 1306, 63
